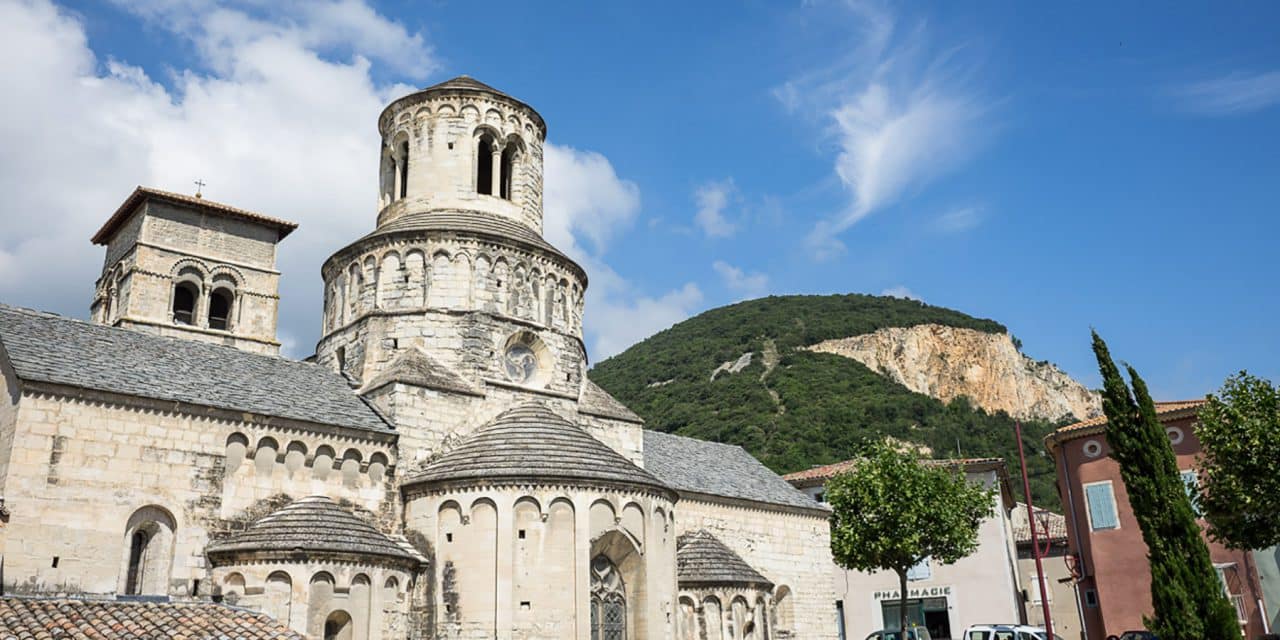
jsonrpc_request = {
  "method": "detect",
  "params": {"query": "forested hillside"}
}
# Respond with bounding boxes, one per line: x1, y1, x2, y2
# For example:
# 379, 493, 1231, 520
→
589, 294, 1067, 509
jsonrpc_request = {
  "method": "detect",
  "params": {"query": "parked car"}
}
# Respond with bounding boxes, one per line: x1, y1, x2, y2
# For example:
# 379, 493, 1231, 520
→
963, 624, 1065, 640
866, 627, 933, 640
1117, 632, 1158, 640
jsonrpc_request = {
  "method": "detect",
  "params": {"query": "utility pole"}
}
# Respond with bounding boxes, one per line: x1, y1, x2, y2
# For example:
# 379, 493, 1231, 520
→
1016, 420, 1054, 637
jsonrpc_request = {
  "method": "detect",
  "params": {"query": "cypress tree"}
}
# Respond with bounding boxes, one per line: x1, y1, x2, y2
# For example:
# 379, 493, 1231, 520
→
1092, 332, 1240, 640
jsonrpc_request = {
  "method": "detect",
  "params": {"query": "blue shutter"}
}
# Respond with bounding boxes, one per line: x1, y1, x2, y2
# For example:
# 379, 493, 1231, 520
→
1086, 483, 1118, 530
1182, 470, 1201, 517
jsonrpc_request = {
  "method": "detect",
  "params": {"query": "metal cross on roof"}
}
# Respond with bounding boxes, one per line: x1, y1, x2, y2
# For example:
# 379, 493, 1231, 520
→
193, 179, 205, 198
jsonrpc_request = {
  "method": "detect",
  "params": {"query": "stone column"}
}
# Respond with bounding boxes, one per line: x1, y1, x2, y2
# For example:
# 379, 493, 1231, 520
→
576, 495, 592, 640
496, 496, 513, 640
490, 146, 502, 197
393, 154, 404, 201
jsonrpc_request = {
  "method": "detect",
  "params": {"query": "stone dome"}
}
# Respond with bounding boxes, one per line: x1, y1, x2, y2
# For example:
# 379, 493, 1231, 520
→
404, 403, 671, 494
206, 496, 422, 566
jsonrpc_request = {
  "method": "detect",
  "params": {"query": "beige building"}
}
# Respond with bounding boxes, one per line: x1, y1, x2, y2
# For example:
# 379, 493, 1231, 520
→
786, 458, 1023, 640
1011, 503, 1084, 640
0, 76, 836, 640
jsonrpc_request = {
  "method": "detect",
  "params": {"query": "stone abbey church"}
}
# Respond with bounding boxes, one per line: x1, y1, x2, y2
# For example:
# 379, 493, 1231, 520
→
0, 78, 836, 639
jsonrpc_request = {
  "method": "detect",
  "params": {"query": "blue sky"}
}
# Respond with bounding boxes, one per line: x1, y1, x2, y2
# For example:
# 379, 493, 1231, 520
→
0, 1, 1276, 399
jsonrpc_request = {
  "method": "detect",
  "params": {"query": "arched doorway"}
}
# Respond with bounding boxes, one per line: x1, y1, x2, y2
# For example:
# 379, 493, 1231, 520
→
591, 555, 626, 640
323, 610, 353, 640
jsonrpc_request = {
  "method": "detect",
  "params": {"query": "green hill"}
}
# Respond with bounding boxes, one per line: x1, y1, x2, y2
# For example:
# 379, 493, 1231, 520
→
588, 294, 1066, 509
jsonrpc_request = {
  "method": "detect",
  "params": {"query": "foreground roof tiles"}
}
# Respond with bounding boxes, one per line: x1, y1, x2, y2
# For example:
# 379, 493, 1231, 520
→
782, 456, 1005, 486
676, 530, 773, 589
408, 403, 669, 492
0, 305, 391, 434
206, 496, 424, 565
642, 430, 822, 512
0, 596, 303, 640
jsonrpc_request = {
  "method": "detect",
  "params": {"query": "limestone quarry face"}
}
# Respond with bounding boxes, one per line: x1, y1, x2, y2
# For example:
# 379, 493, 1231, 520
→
805, 324, 1101, 422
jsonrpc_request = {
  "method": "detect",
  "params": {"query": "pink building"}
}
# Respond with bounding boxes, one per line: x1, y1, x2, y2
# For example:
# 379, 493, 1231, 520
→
1046, 400, 1267, 639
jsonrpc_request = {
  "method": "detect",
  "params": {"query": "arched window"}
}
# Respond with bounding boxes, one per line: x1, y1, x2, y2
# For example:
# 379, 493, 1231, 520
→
477, 135, 495, 196
172, 281, 199, 325
499, 144, 517, 200
121, 506, 177, 596
324, 610, 353, 640
590, 555, 626, 640
398, 140, 410, 199
208, 288, 233, 330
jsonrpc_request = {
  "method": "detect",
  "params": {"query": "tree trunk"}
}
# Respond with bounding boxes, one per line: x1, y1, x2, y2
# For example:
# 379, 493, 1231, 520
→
898, 567, 909, 639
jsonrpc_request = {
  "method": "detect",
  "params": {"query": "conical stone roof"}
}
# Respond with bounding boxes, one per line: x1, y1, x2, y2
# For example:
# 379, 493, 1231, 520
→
676, 530, 773, 588
405, 403, 671, 494
206, 496, 423, 565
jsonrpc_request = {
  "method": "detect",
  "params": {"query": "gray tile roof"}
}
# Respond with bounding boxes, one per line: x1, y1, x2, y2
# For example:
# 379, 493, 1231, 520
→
362, 347, 479, 396
365, 211, 581, 274
676, 530, 773, 588
0, 596, 303, 640
407, 403, 670, 492
642, 430, 824, 512
579, 379, 643, 423
206, 496, 424, 565
0, 305, 391, 434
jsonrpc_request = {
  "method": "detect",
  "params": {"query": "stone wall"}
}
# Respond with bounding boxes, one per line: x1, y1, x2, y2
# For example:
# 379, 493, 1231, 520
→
0, 387, 392, 597
672, 498, 837, 640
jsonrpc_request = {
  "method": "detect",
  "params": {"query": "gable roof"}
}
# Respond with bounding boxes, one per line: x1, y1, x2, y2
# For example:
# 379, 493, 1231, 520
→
206, 496, 424, 565
0, 596, 303, 640
642, 430, 825, 513
91, 186, 297, 245
1045, 400, 1206, 448
406, 403, 670, 493
676, 530, 773, 589
579, 379, 643, 423
362, 347, 480, 396
783, 456, 1006, 488
0, 305, 391, 434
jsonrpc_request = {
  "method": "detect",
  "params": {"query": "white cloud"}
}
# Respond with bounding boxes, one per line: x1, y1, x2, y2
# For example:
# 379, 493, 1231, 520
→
779, 3, 987, 257
933, 206, 982, 233
543, 144, 641, 260
0, 0, 423, 356
1173, 70, 1280, 116
880, 285, 920, 301
712, 261, 769, 300
693, 179, 737, 238
586, 282, 704, 362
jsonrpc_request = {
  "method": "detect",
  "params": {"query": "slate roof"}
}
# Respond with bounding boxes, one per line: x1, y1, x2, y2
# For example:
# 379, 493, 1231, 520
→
361, 210, 580, 273
641, 430, 824, 512
1045, 400, 1206, 448
91, 186, 298, 245
579, 379, 643, 423
362, 347, 480, 396
0, 305, 391, 434
0, 596, 303, 640
676, 530, 773, 588
206, 496, 424, 565
1010, 502, 1068, 545
406, 404, 670, 492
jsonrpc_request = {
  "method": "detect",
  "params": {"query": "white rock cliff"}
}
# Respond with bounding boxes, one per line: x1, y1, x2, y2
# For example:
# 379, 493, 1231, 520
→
805, 324, 1101, 422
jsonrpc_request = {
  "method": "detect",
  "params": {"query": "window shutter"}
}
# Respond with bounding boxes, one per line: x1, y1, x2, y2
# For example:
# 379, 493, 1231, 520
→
1086, 483, 1118, 530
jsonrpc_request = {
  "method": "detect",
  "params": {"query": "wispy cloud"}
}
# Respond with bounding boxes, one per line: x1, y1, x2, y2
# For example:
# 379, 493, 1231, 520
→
1172, 70, 1280, 116
777, 2, 989, 259
693, 179, 737, 238
933, 206, 983, 233
880, 285, 920, 301
712, 261, 769, 300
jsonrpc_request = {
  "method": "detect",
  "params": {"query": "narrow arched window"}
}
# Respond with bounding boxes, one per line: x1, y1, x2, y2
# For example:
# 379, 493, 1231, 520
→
208, 288, 232, 330
590, 555, 626, 640
172, 281, 198, 325
125, 529, 150, 595
477, 136, 494, 195
500, 144, 517, 200
398, 140, 410, 199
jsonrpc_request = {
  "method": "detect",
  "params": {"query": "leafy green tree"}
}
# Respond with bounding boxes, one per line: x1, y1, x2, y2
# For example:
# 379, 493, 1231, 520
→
825, 441, 993, 636
1196, 371, 1280, 550
1091, 332, 1240, 640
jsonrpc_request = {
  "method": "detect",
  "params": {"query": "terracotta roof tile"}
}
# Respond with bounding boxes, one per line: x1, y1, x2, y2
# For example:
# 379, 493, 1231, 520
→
1010, 502, 1068, 544
783, 457, 1005, 486
0, 596, 302, 639
1045, 400, 1206, 448
91, 186, 297, 245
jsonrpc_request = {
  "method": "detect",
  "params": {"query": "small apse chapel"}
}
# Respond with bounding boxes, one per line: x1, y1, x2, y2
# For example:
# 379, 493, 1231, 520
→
0, 77, 836, 640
